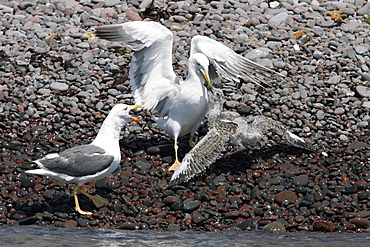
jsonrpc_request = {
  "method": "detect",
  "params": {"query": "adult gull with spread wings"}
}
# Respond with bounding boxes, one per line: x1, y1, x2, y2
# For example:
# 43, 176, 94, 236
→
93, 21, 283, 171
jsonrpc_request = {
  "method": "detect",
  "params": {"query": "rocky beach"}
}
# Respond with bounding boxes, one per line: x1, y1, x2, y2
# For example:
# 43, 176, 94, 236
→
0, 0, 370, 234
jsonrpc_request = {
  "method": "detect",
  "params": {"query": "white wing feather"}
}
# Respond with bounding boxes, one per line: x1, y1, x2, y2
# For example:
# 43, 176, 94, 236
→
190, 35, 283, 86
95, 21, 179, 115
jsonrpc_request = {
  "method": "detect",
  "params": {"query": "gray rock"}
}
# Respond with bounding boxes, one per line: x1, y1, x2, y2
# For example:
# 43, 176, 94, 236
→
327, 75, 341, 85
316, 110, 325, 120
357, 3, 370, 15
134, 161, 151, 170
77, 42, 90, 49
268, 11, 289, 29
334, 107, 345, 115
104, 0, 120, 7
293, 175, 309, 186
182, 199, 200, 211
96, 101, 104, 111
362, 102, 370, 108
167, 224, 180, 231
50, 82, 69, 92
341, 20, 360, 33
245, 47, 272, 60
356, 86, 370, 97
81, 51, 94, 63
355, 45, 369, 54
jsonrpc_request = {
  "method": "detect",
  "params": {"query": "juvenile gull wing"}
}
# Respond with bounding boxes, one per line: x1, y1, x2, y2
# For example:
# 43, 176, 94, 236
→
95, 21, 179, 116
245, 116, 314, 151
169, 119, 238, 186
35, 145, 114, 177
190, 35, 283, 87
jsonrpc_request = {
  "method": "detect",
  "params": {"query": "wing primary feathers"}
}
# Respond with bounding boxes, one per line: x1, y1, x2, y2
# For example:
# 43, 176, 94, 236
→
169, 119, 238, 186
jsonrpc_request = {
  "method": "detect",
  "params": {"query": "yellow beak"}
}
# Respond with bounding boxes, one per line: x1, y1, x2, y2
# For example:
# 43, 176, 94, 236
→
130, 105, 143, 123
200, 69, 211, 88
131, 105, 143, 110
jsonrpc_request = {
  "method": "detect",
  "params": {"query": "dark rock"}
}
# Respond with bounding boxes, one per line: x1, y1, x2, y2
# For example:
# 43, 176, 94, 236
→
167, 224, 180, 231
183, 199, 200, 212
312, 220, 336, 232
116, 221, 136, 230
18, 216, 39, 225
21, 177, 36, 188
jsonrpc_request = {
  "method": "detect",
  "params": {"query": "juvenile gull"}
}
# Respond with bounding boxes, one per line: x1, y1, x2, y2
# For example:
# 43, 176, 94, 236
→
169, 90, 313, 186
93, 21, 283, 171
25, 104, 141, 215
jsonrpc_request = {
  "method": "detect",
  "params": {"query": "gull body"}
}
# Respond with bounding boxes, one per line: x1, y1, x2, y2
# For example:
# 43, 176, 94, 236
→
26, 104, 141, 215
94, 21, 282, 170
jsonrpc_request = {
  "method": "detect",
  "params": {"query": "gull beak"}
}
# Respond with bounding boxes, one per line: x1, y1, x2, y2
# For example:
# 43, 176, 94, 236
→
130, 117, 141, 123
130, 105, 143, 110
129, 105, 143, 123
199, 69, 211, 88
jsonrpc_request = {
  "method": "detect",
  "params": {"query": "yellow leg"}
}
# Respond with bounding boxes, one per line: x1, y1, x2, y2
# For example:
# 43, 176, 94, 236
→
188, 136, 195, 148
78, 187, 108, 208
73, 186, 93, 215
168, 142, 182, 171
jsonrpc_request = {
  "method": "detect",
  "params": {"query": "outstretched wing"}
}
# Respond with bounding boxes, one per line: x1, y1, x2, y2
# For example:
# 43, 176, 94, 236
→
190, 35, 283, 87
95, 21, 179, 116
232, 115, 314, 151
247, 116, 314, 151
169, 119, 238, 186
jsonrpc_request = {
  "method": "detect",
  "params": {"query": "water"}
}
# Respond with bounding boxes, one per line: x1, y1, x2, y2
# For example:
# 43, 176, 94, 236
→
0, 225, 369, 247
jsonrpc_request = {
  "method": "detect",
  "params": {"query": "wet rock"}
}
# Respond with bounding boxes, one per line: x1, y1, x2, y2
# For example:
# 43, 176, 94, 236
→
18, 216, 40, 225
275, 191, 298, 204
191, 211, 205, 224
117, 221, 136, 230
350, 218, 370, 228
263, 221, 286, 233
64, 220, 78, 227
312, 220, 336, 232
167, 224, 180, 231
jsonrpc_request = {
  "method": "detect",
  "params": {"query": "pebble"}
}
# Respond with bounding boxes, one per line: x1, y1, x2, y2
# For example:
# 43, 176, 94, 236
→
268, 11, 289, 29
183, 199, 200, 212
117, 221, 136, 230
356, 86, 370, 98
292, 175, 309, 187
50, 82, 69, 92
263, 221, 286, 233
134, 161, 151, 170
275, 191, 298, 204
20, 177, 36, 188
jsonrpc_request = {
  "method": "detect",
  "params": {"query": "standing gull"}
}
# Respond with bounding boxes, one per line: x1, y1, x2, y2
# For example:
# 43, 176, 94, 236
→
93, 21, 283, 171
25, 104, 141, 215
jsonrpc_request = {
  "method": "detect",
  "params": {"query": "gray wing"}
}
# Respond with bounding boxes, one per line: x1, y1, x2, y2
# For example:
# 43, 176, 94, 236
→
190, 35, 283, 87
242, 116, 314, 150
37, 145, 114, 177
95, 21, 179, 116
169, 119, 238, 186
